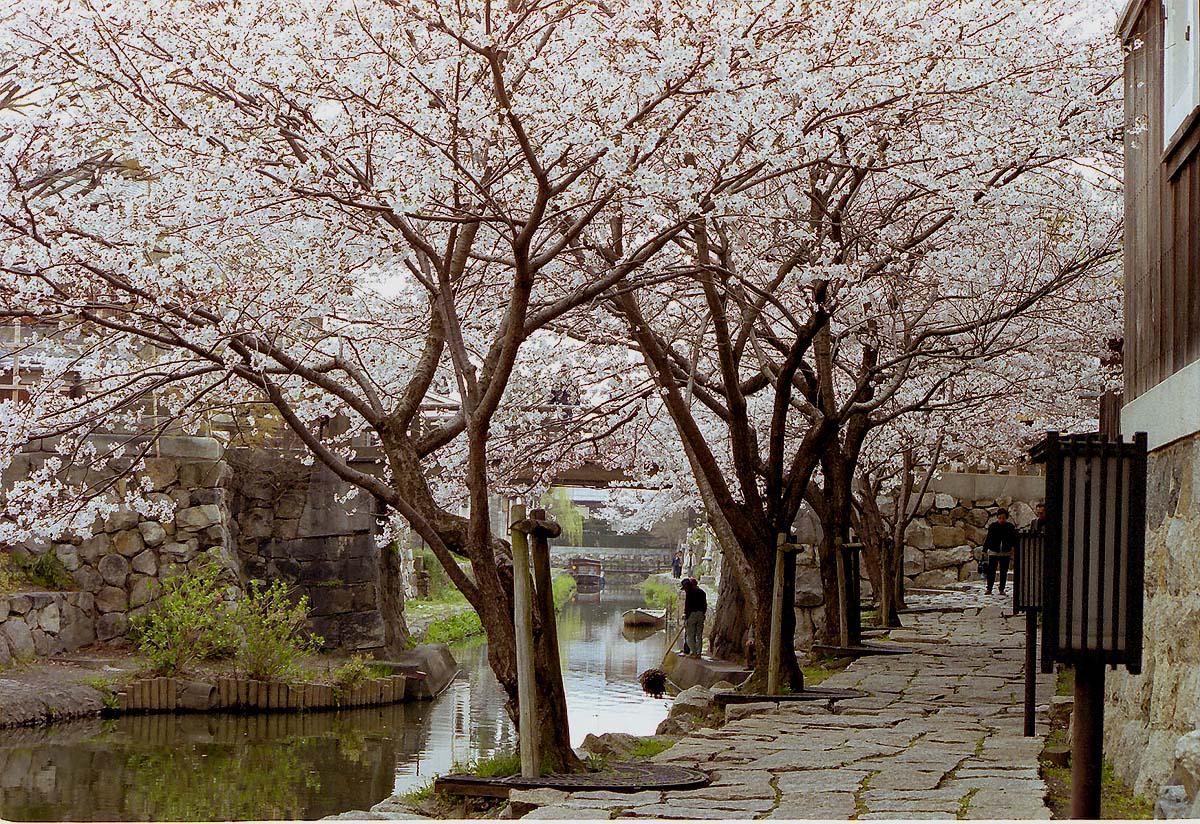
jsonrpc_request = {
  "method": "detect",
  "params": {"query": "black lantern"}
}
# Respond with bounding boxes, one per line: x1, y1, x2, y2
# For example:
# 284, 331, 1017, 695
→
1029, 430, 1148, 820
1012, 529, 1045, 738
1032, 431, 1147, 674
1012, 530, 1044, 616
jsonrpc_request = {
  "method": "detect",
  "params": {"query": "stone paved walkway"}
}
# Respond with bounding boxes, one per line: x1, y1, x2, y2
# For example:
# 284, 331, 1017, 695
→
521, 585, 1055, 820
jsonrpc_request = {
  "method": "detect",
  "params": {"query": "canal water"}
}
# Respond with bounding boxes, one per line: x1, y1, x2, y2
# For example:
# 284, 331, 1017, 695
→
0, 585, 673, 821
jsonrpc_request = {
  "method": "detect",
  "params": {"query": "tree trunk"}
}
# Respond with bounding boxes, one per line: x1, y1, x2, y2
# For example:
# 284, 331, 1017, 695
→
708, 552, 752, 663
377, 541, 411, 656
816, 535, 842, 645
745, 555, 803, 691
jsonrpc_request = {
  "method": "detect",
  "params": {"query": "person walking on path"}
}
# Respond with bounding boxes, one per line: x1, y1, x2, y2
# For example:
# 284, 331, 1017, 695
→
672, 549, 684, 579
1030, 502, 1047, 534
982, 508, 1019, 594
680, 577, 707, 658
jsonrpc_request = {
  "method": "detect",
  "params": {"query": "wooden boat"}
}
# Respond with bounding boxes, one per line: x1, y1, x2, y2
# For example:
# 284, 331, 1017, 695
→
622, 608, 667, 628
568, 557, 606, 594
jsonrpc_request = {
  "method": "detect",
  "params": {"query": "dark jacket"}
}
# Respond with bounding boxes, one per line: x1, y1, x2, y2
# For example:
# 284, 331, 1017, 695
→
983, 521, 1019, 556
683, 586, 707, 616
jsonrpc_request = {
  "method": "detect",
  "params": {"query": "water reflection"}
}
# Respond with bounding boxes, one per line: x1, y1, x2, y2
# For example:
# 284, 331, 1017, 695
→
0, 585, 672, 821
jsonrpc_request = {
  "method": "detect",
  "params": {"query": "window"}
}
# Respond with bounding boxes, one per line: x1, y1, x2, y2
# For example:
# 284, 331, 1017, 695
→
1164, 0, 1200, 146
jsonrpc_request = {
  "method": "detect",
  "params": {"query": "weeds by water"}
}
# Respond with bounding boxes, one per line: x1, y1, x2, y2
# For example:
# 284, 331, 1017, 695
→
412, 574, 575, 645
640, 576, 678, 612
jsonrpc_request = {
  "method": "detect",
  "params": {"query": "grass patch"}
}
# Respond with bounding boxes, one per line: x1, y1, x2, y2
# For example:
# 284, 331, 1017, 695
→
957, 788, 979, 819
454, 750, 522, 779
424, 611, 484, 645
640, 576, 678, 612
6, 552, 74, 591
628, 738, 674, 759
398, 779, 435, 805
82, 674, 123, 710
1056, 666, 1074, 696
1040, 667, 1152, 820
552, 574, 577, 609
801, 654, 850, 687
1040, 761, 1152, 819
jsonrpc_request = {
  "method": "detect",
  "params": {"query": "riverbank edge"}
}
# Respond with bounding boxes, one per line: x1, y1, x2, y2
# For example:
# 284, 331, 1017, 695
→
0, 644, 459, 728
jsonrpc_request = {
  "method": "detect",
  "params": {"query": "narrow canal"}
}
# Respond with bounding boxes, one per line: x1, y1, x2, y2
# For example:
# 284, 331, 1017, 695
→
0, 585, 673, 821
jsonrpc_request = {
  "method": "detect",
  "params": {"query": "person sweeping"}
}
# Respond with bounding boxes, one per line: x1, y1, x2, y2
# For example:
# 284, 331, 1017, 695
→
679, 577, 707, 658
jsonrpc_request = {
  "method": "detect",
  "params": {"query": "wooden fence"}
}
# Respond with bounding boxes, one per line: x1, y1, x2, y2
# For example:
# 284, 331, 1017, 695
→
116, 674, 409, 713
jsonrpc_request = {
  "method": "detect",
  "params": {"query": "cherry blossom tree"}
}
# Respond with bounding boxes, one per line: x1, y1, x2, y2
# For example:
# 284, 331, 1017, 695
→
607, 0, 1122, 684
0, 0, 777, 768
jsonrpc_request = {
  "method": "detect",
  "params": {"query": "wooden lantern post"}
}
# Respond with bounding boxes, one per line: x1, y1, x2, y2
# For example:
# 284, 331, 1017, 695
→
1012, 529, 1045, 737
1033, 431, 1148, 819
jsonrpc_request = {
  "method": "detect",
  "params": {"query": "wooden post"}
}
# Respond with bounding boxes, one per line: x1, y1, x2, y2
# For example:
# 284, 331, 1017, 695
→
835, 537, 850, 647
1072, 661, 1105, 818
510, 502, 539, 779
767, 533, 786, 695
1024, 610, 1038, 737
529, 508, 566, 706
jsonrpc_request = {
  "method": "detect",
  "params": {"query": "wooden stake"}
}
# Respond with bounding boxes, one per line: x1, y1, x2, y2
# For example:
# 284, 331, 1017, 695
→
835, 537, 850, 648
767, 533, 786, 695
510, 502, 539, 779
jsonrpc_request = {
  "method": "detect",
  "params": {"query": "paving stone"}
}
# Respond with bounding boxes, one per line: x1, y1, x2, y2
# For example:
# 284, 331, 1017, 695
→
511, 586, 1052, 822
867, 768, 947, 791
860, 812, 953, 820
522, 806, 611, 819
863, 800, 962, 814
776, 768, 868, 794
766, 791, 856, 819
568, 791, 662, 804
864, 787, 964, 802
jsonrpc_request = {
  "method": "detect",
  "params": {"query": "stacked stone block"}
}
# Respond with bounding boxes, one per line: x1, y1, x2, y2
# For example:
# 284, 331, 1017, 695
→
225, 449, 388, 652
1, 438, 390, 661
1106, 432, 1200, 798
791, 482, 1041, 649
0, 592, 96, 664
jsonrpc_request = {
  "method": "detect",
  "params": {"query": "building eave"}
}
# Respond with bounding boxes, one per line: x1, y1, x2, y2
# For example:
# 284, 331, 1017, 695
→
1117, 0, 1150, 42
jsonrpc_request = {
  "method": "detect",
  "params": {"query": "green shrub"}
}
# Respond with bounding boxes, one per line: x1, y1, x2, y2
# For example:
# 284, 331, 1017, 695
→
15, 552, 73, 591
0, 554, 23, 593
552, 574, 577, 609
329, 655, 390, 695
131, 564, 232, 675
233, 580, 322, 681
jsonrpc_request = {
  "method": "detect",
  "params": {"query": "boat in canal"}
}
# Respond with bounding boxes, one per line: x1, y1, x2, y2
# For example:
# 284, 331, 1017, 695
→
621, 607, 666, 628
568, 557, 606, 594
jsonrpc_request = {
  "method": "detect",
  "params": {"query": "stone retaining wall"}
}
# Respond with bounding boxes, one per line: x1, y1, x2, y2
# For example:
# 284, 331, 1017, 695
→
791, 482, 1043, 648
226, 449, 388, 652
0, 439, 391, 660
1, 439, 238, 660
0, 591, 95, 663
1106, 432, 1200, 798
